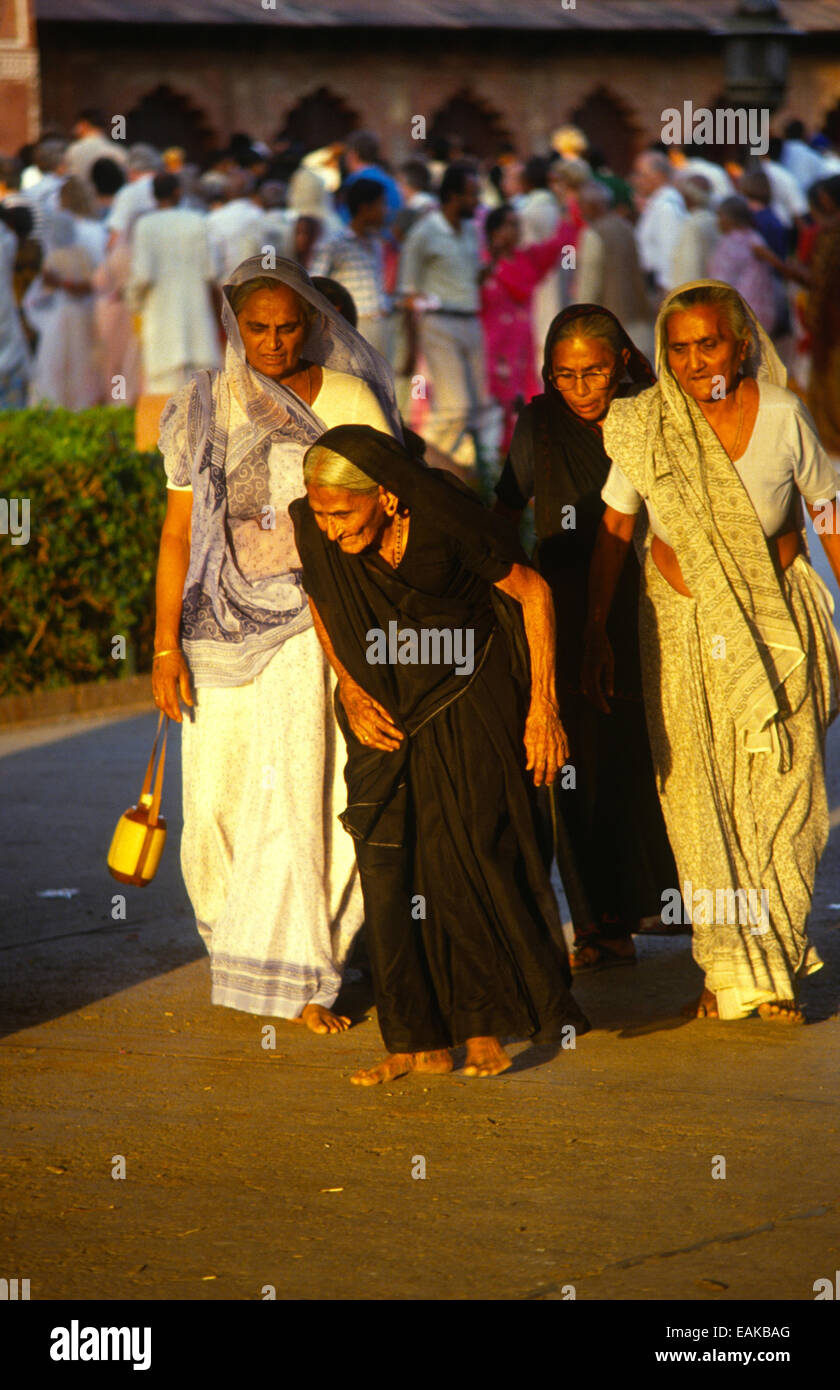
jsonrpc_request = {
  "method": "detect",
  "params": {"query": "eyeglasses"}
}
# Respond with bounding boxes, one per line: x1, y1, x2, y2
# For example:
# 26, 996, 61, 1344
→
551, 368, 614, 390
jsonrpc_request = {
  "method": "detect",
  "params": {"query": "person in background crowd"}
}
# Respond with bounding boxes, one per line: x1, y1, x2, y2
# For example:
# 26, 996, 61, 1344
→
128, 173, 220, 446
517, 156, 563, 374
670, 145, 734, 205
24, 210, 100, 410
311, 177, 391, 357
805, 175, 840, 453
311, 275, 358, 327
90, 156, 126, 220
18, 138, 67, 249
632, 150, 686, 302
0, 217, 30, 409
106, 144, 161, 248
340, 130, 402, 226
709, 196, 776, 335
575, 180, 653, 359
394, 159, 436, 240
671, 175, 719, 287
588, 147, 634, 218
781, 120, 829, 193
205, 169, 265, 282
760, 137, 808, 233
398, 160, 497, 473
65, 108, 128, 189
257, 180, 294, 262
0, 204, 41, 332
480, 201, 575, 452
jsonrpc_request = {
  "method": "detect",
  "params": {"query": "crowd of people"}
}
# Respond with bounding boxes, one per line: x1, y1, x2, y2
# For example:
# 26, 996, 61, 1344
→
2, 111, 840, 461
4, 107, 840, 1080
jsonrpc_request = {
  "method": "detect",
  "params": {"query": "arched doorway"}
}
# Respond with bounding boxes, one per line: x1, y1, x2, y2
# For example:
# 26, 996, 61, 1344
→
570, 86, 642, 176
277, 87, 360, 151
125, 86, 216, 162
427, 89, 513, 162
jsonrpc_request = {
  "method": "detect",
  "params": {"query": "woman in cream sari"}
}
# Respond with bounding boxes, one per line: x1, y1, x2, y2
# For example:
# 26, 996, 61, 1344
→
583, 280, 840, 1022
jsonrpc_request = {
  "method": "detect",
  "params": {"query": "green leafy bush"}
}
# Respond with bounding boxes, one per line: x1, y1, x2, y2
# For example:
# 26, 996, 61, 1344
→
0, 407, 165, 695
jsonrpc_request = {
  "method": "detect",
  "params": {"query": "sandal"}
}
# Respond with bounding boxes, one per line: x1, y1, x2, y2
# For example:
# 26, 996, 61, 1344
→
570, 938, 637, 975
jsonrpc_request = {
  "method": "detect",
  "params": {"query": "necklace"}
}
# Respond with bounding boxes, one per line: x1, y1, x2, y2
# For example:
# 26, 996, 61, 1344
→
730, 380, 745, 459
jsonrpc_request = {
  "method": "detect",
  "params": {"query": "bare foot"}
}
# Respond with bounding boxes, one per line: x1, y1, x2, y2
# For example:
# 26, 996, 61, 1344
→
681, 987, 719, 1019
413, 1049, 453, 1074
757, 1000, 805, 1024
350, 1048, 452, 1086
462, 1036, 512, 1077
297, 1004, 351, 1035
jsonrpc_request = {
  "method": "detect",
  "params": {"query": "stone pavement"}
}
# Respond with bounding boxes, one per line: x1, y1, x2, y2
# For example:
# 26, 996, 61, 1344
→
2, 564, 840, 1304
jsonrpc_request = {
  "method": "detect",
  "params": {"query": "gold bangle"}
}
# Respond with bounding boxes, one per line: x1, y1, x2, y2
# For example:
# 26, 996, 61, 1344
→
153, 648, 181, 662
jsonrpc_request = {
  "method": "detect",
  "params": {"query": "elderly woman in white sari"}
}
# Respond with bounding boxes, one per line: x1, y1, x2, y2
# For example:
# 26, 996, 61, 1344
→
154, 257, 399, 1033
583, 280, 840, 1023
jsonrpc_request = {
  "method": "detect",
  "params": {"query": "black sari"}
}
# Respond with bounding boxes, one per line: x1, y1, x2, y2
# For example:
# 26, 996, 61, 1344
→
495, 304, 676, 941
290, 425, 590, 1053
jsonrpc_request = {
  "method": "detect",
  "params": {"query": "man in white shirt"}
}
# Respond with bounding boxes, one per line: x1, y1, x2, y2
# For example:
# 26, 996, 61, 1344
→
106, 145, 161, 248
632, 151, 686, 300
781, 121, 828, 192
671, 174, 720, 285
760, 139, 808, 230
128, 172, 220, 400
206, 171, 266, 283
518, 155, 562, 373
398, 161, 497, 470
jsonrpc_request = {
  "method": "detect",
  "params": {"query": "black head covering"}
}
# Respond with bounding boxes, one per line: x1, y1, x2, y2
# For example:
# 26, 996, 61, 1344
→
529, 303, 654, 541
307, 423, 527, 572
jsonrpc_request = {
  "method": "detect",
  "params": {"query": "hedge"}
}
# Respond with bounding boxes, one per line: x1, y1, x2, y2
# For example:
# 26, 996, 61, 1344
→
0, 407, 165, 695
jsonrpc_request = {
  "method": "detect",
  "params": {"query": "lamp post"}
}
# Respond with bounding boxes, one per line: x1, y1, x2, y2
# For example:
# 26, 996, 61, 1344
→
717, 0, 801, 112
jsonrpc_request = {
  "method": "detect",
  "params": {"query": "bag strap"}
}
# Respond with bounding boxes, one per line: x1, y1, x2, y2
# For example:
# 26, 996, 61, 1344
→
140, 711, 168, 826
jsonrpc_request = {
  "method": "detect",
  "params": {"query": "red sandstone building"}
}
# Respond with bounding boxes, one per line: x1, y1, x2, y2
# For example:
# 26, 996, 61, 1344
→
4, 2, 840, 168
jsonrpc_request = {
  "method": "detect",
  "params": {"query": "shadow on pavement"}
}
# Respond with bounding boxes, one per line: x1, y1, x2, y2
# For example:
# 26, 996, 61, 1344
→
0, 710, 204, 1038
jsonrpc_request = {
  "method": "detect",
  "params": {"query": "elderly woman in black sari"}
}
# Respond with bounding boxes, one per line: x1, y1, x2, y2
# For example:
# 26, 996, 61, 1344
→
290, 424, 590, 1084
495, 305, 676, 972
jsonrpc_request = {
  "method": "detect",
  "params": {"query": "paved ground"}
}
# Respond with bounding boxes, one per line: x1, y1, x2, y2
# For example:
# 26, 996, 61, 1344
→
2, 547, 840, 1305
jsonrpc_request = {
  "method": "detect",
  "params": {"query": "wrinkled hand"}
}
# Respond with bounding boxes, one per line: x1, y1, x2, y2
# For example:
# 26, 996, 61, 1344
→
339, 675, 404, 752
524, 693, 569, 787
152, 652, 194, 723
581, 624, 614, 714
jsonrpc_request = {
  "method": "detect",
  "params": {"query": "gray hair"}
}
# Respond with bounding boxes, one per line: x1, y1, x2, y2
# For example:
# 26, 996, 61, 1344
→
228, 276, 318, 325
677, 173, 712, 209
303, 444, 378, 494
662, 283, 756, 355
553, 309, 624, 357
128, 143, 162, 174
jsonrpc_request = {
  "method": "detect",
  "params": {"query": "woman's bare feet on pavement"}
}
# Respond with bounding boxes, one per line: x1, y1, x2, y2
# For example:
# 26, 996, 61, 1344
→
681, 987, 719, 1019
462, 1036, 512, 1077
757, 1000, 805, 1024
350, 1049, 453, 1086
297, 1004, 351, 1035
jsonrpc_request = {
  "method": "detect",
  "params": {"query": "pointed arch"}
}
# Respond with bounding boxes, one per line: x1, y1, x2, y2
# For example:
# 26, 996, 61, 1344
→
427, 89, 513, 162
125, 85, 216, 161
570, 86, 643, 176
277, 87, 360, 150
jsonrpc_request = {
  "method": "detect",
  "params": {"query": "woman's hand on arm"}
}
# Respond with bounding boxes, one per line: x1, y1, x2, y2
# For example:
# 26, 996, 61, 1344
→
152, 489, 194, 723
808, 500, 840, 589
581, 506, 636, 715
309, 598, 404, 752
494, 562, 569, 786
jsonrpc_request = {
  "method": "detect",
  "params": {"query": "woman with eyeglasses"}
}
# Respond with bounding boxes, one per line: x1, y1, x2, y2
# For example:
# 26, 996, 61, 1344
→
494, 304, 676, 974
